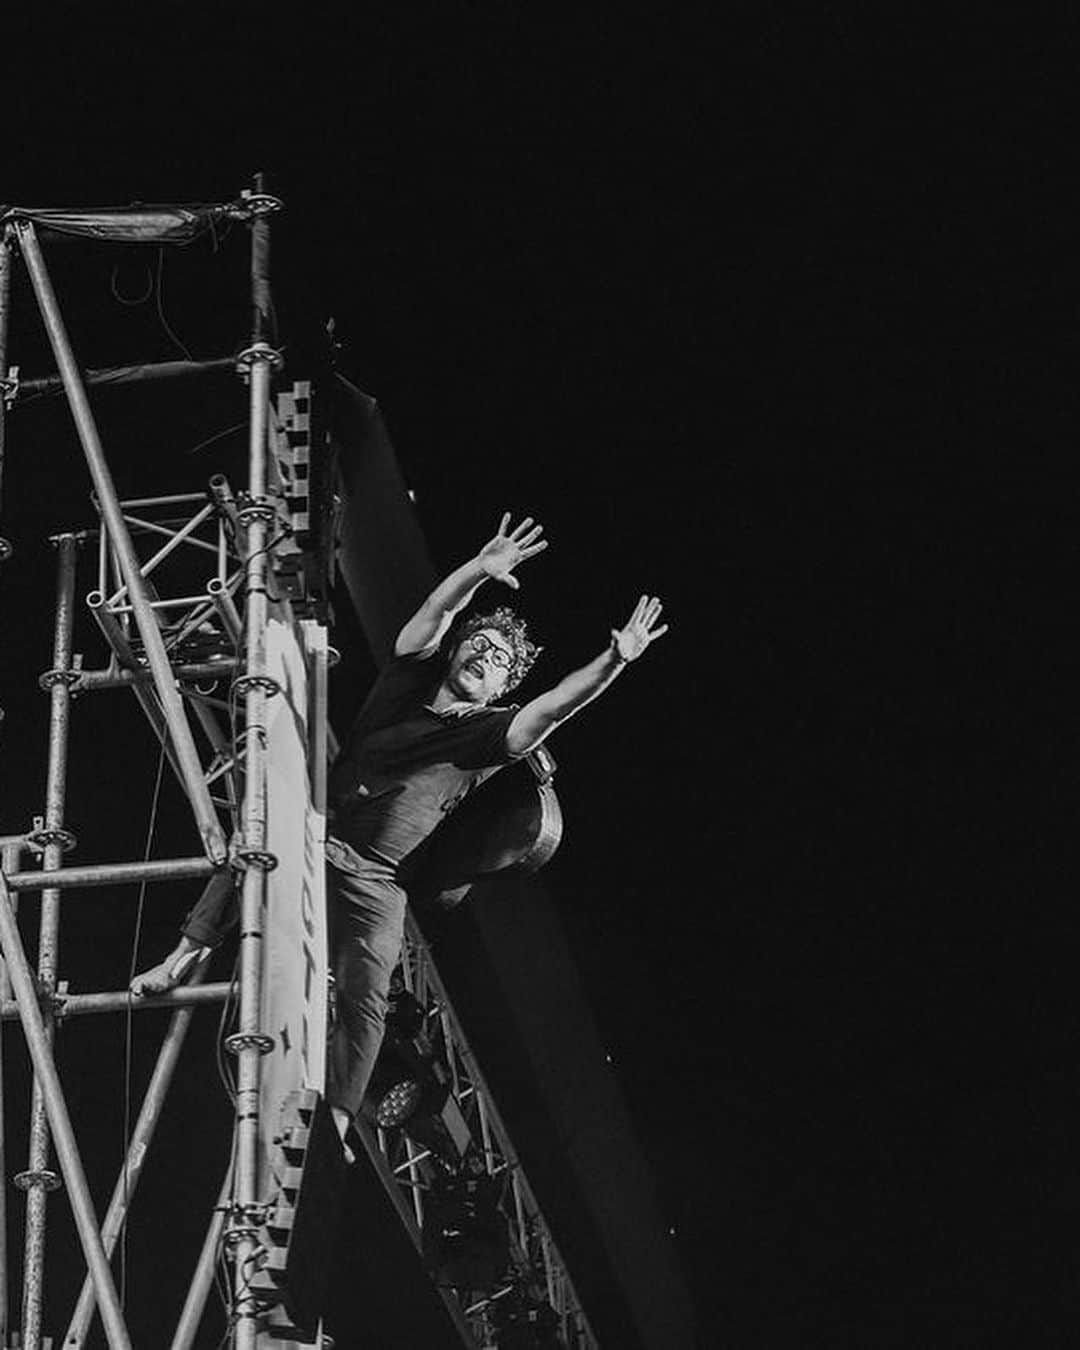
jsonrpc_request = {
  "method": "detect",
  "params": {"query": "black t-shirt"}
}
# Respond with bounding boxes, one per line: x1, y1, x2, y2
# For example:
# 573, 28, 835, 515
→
327, 651, 518, 865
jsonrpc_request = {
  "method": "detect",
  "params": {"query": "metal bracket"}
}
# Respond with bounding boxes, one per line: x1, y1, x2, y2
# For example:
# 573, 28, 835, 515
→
238, 190, 283, 218
38, 668, 81, 691
14, 1168, 62, 1193
223, 1031, 275, 1057
25, 826, 77, 854
233, 845, 279, 872
235, 342, 283, 375
236, 497, 279, 528
1, 363, 19, 406
232, 674, 281, 699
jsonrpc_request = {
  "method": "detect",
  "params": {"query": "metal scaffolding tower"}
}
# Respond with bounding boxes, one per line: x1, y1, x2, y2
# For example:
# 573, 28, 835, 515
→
0, 185, 597, 1348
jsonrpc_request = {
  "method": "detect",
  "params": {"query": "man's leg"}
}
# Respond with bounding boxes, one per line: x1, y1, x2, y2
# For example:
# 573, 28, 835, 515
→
325, 843, 406, 1144
130, 867, 235, 995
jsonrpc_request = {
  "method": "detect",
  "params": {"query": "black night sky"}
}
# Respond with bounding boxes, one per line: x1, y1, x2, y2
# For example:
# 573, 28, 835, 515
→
3, 9, 1080, 1347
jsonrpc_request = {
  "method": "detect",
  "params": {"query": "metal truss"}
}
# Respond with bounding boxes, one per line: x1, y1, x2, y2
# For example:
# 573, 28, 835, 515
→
0, 185, 599, 1350
358, 913, 600, 1350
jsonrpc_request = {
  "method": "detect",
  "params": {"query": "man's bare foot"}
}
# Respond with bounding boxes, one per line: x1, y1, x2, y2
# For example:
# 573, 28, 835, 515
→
331, 1105, 356, 1166
130, 938, 210, 997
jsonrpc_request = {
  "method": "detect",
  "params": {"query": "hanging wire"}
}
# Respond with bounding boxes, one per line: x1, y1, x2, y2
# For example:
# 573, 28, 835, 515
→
187, 420, 248, 457
109, 258, 154, 306
155, 247, 195, 362
120, 731, 169, 1309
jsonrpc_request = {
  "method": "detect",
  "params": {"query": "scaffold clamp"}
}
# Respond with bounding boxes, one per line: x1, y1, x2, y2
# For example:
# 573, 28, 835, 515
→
238, 190, 284, 218
25, 825, 77, 854
235, 342, 283, 375
38, 668, 81, 691
232, 673, 282, 699
224, 1030, 275, 1057
14, 1168, 61, 1193
1, 364, 19, 406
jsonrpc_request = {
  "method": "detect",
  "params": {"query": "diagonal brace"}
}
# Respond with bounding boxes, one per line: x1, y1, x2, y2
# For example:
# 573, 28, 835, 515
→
0, 873, 133, 1350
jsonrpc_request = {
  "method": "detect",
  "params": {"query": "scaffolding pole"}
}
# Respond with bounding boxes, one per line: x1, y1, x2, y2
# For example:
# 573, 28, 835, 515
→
3, 856, 215, 894
0, 874, 132, 1349
13, 218, 227, 867
171, 1161, 234, 1350
0, 225, 12, 560
228, 177, 281, 1349
62, 962, 211, 1348
0, 843, 19, 1345
19, 533, 78, 1348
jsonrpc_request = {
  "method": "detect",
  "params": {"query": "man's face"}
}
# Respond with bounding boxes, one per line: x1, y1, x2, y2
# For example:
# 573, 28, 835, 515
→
448, 627, 514, 704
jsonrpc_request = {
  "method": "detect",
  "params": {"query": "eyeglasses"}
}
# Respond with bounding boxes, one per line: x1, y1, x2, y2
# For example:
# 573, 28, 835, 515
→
468, 633, 514, 671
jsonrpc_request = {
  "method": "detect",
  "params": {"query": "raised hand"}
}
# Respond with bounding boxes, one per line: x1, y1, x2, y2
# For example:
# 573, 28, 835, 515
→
476, 513, 548, 590
612, 595, 669, 662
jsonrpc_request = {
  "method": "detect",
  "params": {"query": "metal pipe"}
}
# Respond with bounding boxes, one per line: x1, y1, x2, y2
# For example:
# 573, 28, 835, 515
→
18, 355, 235, 397
206, 576, 242, 648
0, 876, 133, 1349
187, 693, 238, 814
170, 1159, 234, 1350
0, 833, 35, 851
2, 982, 232, 1021
105, 501, 216, 604
4, 856, 215, 893
0, 227, 12, 558
74, 658, 236, 692
111, 505, 219, 567
62, 963, 211, 1348
87, 588, 187, 790
15, 220, 227, 866
120, 492, 207, 509
22, 533, 78, 1347
86, 588, 138, 668
0, 842, 18, 1344
105, 591, 232, 614
232, 356, 273, 1350
208, 474, 241, 552
231, 177, 278, 1347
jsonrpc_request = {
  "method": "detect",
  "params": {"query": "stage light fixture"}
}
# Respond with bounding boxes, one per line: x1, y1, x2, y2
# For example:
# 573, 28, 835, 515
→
494, 1282, 563, 1349
422, 1164, 511, 1292
363, 982, 473, 1164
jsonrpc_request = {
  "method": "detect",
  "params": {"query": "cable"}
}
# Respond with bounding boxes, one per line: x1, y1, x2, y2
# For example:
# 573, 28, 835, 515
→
109, 259, 154, 306
120, 734, 168, 1309
186, 420, 247, 457
155, 247, 195, 362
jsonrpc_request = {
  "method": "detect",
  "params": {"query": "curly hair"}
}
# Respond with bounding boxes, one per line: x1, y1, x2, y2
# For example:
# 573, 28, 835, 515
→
451, 606, 542, 693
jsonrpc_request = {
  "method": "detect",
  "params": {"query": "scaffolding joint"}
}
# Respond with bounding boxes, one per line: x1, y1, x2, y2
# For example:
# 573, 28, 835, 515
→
1, 363, 19, 406
235, 841, 278, 871
14, 1167, 62, 1193
235, 342, 282, 375
232, 673, 281, 699
238, 190, 284, 218
236, 497, 278, 527
223, 1030, 275, 1057
26, 825, 77, 854
38, 668, 81, 691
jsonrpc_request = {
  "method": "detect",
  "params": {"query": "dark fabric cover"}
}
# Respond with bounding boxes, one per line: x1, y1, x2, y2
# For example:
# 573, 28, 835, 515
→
0, 202, 237, 244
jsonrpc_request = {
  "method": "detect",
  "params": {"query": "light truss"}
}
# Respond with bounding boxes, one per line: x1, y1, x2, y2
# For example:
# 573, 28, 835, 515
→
358, 911, 601, 1349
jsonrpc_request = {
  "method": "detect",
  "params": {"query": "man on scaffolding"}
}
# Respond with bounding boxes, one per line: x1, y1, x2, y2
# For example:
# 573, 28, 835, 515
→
132, 512, 668, 1155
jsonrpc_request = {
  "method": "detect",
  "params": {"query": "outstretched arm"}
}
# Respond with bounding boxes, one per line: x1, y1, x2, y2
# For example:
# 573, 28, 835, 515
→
505, 595, 668, 757
394, 513, 548, 656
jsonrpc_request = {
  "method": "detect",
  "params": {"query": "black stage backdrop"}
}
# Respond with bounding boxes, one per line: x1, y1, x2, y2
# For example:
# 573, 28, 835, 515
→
1, 9, 1079, 1347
